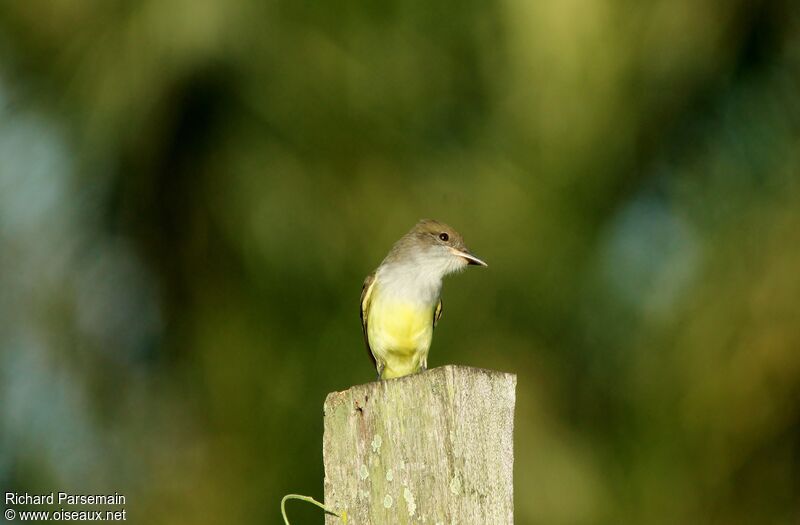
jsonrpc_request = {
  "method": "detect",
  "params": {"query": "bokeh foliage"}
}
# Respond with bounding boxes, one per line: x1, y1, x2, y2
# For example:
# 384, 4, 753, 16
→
1, 0, 799, 523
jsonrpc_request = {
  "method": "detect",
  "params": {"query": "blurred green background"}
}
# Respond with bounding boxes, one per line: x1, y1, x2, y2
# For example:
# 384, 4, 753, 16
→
1, 0, 799, 523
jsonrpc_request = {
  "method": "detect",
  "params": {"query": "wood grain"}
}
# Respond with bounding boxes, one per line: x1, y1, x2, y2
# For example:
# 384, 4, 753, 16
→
323, 366, 516, 524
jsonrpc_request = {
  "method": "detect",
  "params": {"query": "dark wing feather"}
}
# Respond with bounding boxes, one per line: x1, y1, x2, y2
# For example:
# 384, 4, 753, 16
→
434, 297, 443, 327
360, 272, 377, 368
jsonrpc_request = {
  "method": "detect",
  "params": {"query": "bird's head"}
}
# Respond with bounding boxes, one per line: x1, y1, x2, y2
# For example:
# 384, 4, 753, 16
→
388, 219, 487, 278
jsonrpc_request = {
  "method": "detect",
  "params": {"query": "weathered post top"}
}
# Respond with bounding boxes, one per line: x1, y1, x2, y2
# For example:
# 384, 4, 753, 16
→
323, 365, 516, 524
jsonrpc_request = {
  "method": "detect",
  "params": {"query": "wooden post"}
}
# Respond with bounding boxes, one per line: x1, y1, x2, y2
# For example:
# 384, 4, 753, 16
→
323, 365, 516, 524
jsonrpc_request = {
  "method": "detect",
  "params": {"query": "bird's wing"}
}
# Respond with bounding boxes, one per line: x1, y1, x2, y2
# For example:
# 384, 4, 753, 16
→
360, 272, 377, 368
434, 297, 443, 327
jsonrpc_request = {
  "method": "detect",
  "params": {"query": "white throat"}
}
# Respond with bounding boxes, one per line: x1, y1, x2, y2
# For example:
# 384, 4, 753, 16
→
375, 254, 465, 304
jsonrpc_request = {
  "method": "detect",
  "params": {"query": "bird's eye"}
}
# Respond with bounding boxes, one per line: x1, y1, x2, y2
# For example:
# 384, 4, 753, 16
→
439, 232, 449, 242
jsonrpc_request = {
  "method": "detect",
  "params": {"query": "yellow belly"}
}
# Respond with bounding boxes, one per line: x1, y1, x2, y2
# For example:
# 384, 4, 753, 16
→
367, 300, 434, 379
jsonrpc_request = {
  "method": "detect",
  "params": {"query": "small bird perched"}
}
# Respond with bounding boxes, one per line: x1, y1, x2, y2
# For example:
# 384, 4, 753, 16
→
360, 219, 487, 380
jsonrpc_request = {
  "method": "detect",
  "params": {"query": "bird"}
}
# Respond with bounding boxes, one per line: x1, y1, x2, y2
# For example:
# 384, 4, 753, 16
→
360, 219, 487, 380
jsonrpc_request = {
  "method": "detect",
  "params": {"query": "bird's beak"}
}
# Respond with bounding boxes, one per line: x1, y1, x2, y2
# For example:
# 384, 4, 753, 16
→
450, 248, 488, 267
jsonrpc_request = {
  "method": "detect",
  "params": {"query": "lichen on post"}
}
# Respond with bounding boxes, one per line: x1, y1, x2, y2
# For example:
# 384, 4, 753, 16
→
323, 365, 516, 524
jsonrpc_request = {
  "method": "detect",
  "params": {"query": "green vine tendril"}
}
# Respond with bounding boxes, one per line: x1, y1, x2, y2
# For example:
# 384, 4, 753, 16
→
281, 494, 347, 524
